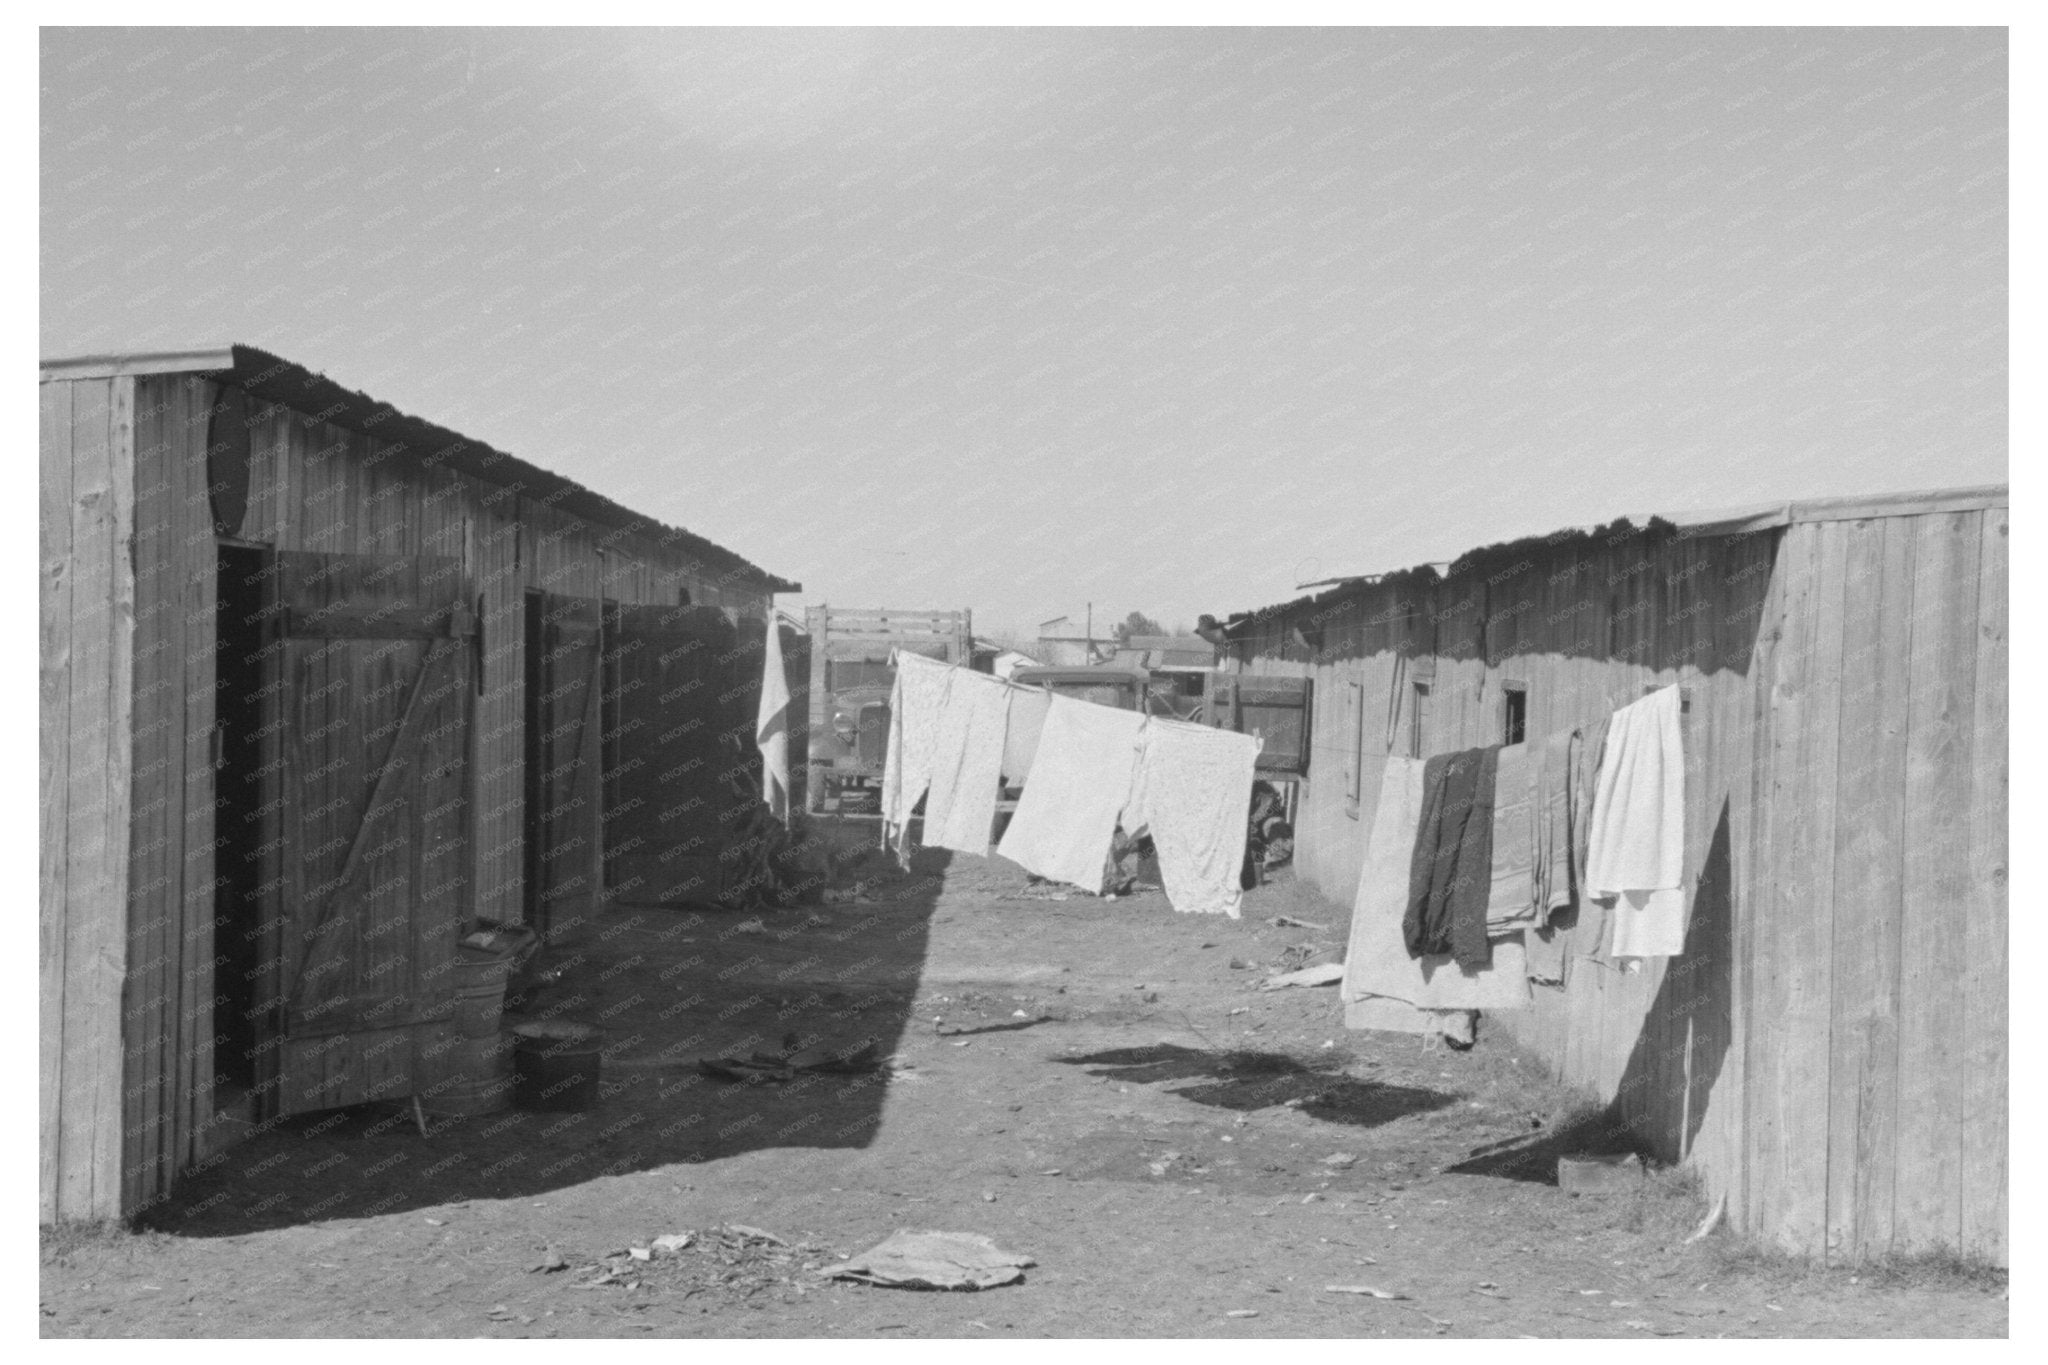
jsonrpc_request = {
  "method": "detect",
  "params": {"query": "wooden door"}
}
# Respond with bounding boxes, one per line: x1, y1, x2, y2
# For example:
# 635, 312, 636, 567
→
263, 551, 475, 1117
1206, 674, 1314, 773
602, 604, 747, 908
527, 590, 604, 939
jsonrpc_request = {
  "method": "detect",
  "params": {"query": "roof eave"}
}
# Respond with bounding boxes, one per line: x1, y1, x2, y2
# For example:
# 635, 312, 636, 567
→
41, 343, 797, 592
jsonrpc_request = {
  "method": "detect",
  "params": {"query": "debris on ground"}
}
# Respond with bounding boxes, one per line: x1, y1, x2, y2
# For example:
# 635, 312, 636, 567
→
999, 885, 1072, 902
699, 1040, 884, 1083
574, 1224, 821, 1303
1259, 963, 1346, 990
826, 1231, 1035, 1290
1275, 942, 1339, 972
1266, 915, 1328, 931
1686, 1194, 1727, 1243
1326, 1284, 1409, 1299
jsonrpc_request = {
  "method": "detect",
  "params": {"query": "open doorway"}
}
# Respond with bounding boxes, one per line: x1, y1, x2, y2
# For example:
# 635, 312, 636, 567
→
212, 544, 271, 1103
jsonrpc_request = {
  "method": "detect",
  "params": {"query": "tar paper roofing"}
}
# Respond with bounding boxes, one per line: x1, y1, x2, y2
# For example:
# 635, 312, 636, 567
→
1223, 483, 2005, 635
40, 343, 799, 593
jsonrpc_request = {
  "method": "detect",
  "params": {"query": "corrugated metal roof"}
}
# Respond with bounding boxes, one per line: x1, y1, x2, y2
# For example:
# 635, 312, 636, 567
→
40, 343, 800, 593
1224, 483, 2006, 634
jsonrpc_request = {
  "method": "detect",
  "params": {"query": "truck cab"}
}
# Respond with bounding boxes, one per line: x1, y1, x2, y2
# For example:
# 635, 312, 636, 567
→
806, 606, 972, 814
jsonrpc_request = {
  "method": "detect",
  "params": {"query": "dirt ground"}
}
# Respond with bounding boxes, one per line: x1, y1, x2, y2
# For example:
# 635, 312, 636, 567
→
42, 824, 2006, 1338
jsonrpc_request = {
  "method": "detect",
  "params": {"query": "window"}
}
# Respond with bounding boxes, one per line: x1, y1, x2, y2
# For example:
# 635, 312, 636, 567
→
827, 659, 893, 691
1409, 681, 1431, 758
1502, 682, 1527, 746
1052, 680, 1137, 710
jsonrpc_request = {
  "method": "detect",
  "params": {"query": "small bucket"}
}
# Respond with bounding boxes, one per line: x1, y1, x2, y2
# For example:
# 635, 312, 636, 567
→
418, 1031, 516, 1117
451, 947, 515, 1038
510, 1020, 605, 1112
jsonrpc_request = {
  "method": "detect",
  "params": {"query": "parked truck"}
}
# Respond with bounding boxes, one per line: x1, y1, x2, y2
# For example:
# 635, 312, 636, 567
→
805, 605, 973, 814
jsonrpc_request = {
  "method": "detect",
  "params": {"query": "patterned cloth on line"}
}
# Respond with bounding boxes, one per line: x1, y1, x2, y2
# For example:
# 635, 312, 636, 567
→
921, 667, 1014, 857
1123, 717, 1261, 918
994, 694, 1146, 893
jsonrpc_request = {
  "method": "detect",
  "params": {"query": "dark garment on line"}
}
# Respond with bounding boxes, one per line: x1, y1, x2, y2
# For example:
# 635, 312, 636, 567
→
1403, 745, 1500, 970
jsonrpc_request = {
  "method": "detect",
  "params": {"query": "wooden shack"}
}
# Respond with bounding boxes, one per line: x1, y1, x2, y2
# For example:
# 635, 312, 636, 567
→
1218, 487, 2006, 1265
40, 345, 800, 1224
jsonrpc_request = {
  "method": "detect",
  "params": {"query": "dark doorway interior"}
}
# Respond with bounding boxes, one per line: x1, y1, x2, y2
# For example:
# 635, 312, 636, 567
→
522, 588, 543, 929
212, 544, 269, 1095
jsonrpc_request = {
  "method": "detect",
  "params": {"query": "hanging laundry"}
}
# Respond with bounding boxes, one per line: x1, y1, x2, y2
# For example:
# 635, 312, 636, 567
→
1522, 725, 1582, 987
1524, 923, 1568, 986
1586, 685, 1687, 959
995, 695, 1146, 893
879, 651, 954, 856
1404, 745, 1500, 970
1000, 685, 1053, 788
1569, 711, 1614, 968
1123, 717, 1260, 918
1531, 726, 1576, 919
922, 668, 1014, 857
754, 607, 792, 823
1484, 740, 1538, 932
1344, 758, 1529, 1041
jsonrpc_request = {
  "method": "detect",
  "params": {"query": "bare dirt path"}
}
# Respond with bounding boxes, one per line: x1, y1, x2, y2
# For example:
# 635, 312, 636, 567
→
42, 832, 2005, 1337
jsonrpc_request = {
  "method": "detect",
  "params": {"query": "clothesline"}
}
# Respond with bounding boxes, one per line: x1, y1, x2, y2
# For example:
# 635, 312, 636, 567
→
877, 649, 1263, 919
1342, 684, 1688, 1044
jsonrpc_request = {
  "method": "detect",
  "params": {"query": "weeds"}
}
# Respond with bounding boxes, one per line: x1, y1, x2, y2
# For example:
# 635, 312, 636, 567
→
1708, 1241, 2008, 1295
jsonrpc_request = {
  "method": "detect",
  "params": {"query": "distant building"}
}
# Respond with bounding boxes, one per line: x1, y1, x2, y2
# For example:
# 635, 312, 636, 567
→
1105, 633, 1218, 673
1035, 615, 1112, 666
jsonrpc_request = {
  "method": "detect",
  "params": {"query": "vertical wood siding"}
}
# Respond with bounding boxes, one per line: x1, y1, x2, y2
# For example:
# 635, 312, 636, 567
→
119, 374, 220, 1220
44, 372, 777, 1222
1235, 507, 2003, 1264
40, 377, 137, 1223
1744, 511, 2005, 1262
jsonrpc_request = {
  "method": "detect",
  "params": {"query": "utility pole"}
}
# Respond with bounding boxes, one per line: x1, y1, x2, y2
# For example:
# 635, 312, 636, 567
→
1085, 601, 1092, 664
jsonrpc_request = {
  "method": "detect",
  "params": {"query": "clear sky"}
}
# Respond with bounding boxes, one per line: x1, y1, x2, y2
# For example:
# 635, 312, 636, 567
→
41, 27, 2006, 638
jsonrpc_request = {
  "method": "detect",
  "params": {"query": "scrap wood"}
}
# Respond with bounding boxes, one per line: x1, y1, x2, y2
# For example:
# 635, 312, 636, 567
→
699, 1040, 883, 1083
1326, 1284, 1410, 1299
1267, 915, 1329, 931
1685, 1194, 1727, 1243
1259, 963, 1346, 991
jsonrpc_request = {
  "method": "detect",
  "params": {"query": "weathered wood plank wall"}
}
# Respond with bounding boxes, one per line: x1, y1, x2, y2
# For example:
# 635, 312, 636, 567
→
1232, 503, 2006, 1265
228, 379, 772, 933
1235, 525, 1772, 1217
120, 375, 220, 1218
39, 377, 138, 1223
1740, 510, 2006, 1261
44, 369, 780, 1221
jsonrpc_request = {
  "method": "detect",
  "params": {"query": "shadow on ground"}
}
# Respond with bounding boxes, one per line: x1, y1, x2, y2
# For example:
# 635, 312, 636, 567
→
1443, 1105, 1646, 1184
138, 832, 952, 1238
1059, 1043, 1456, 1127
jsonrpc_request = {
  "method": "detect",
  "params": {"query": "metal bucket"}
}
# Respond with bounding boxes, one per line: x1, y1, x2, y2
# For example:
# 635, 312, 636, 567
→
417, 1030, 516, 1117
451, 947, 514, 1039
